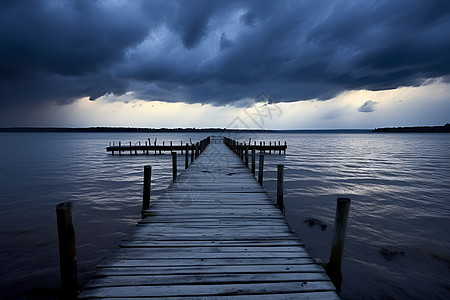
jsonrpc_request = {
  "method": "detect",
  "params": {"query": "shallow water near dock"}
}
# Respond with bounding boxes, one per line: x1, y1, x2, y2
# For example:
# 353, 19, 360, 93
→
0, 132, 449, 299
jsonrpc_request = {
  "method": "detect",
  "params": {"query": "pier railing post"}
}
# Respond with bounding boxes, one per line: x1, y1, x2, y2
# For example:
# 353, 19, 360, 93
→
172, 152, 177, 181
251, 149, 256, 174
277, 165, 284, 212
258, 154, 264, 185
142, 165, 151, 213
244, 143, 248, 167
325, 197, 351, 292
185, 143, 189, 169
56, 202, 78, 299
195, 142, 199, 158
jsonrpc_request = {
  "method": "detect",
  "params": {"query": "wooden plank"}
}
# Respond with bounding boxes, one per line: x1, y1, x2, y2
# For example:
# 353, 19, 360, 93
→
117, 246, 306, 253
130, 226, 294, 233
85, 272, 328, 288
98, 257, 314, 267
79, 281, 334, 298
129, 225, 292, 232
94, 292, 339, 300
140, 216, 287, 221
107, 251, 308, 259
117, 240, 304, 247
118, 234, 298, 241
95, 264, 325, 276
137, 219, 289, 225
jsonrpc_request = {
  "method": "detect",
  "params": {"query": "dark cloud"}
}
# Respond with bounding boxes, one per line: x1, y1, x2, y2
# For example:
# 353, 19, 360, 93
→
358, 100, 378, 113
1, 0, 450, 110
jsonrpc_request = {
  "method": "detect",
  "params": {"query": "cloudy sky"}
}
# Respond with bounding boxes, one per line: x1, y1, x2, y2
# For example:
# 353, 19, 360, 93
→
1, 0, 449, 129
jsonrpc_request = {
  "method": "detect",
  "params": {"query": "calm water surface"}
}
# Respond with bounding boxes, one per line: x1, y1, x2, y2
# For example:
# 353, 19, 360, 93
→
0, 132, 449, 299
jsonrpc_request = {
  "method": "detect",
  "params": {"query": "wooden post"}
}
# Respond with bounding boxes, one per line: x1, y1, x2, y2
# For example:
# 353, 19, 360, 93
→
119, 141, 121, 156
142, 166, 151, 213
172, 152, 177, 181
195, 142, 199, 158
240, 143, 244, 160
154, 140, 157, 155
56, 202, 78, 299
185, 143, 189, 169
260, 141, 262, 153
148, 138, 151, 155
284, 141, 287, 154
244, 143, 248, 167
129, 142, 132, 155
161, 141, 164, 155
251, 149, 256, 174
191, 144, 194, 163
279, 141, 281, 154
170, 141, 173, 152
277, 165, 284, 212
181, 141, 183, 154
325, 198, 351, 292
263, 141, 265, 153
269, 141, 271, 154
258, 154, 264, 185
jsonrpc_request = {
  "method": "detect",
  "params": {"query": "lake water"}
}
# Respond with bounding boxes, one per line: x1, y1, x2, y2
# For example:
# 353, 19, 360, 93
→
0, 132, 449, 299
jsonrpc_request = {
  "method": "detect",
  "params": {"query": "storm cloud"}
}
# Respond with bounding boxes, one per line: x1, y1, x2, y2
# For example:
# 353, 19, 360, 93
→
1, 0, 450, 108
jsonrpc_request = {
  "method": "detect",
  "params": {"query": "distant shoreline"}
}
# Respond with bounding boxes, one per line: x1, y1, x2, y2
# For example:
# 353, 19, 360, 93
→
373, 124, 450, 133
1, 126, 448, 133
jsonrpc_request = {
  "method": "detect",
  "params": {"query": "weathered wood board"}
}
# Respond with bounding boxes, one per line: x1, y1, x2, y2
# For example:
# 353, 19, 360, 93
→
79, 141, 338, 299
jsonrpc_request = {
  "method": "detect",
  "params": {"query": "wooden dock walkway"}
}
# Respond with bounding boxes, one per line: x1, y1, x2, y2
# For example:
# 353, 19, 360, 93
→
78, 139, 338, 299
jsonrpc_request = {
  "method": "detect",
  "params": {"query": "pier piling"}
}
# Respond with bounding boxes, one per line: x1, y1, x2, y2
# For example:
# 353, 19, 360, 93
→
56, 202, 78, 299
142, 166, 151, 213
258, 154, 264, 185
277, 164, 284, 212
244, 143, 248, 167
172, 152, 177, 181
251, 148, 256, 174
185, 143, 189, 169
325, 197, 351, 292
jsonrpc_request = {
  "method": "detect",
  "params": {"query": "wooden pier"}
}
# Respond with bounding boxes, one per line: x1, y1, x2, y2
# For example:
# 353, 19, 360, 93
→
106, 136, 287, 155
78, 137, 338, 299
